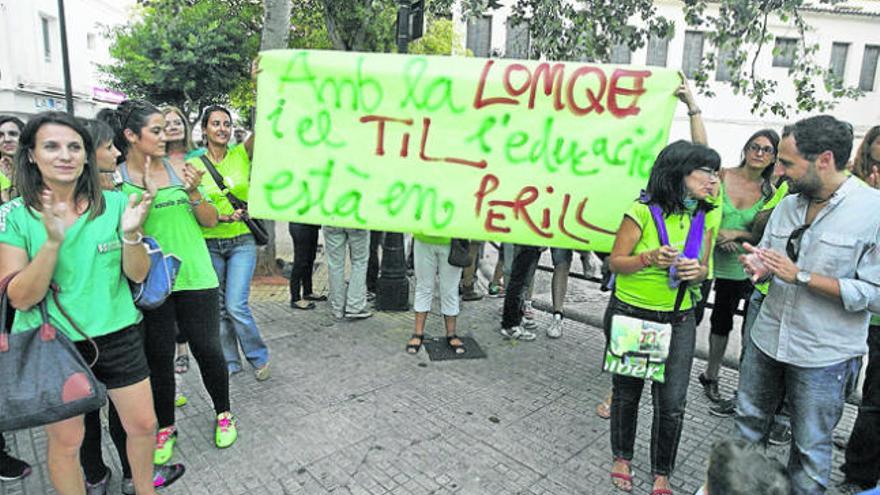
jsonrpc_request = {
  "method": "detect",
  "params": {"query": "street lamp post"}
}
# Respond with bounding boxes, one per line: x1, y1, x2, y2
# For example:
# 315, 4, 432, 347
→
375, 0, 415, 311
57, 0, 75, 115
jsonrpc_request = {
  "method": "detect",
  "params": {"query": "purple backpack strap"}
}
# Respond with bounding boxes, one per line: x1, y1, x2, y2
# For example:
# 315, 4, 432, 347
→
648, 204, 670, 246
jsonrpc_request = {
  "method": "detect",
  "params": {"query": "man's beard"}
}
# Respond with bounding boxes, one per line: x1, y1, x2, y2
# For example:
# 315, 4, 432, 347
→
789, 163, 822, 198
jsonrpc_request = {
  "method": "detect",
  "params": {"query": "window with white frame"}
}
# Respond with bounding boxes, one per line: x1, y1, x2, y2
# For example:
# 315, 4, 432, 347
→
682, 31, 704, 79
467, 16, 492, 58
716, 45, 736, 82
610, 43, 631, 64
646, 34, 669, 67
505, 19, 530, 59
772, 38, 798, 68
41, 15, 54, 62
859, 45, 880, 91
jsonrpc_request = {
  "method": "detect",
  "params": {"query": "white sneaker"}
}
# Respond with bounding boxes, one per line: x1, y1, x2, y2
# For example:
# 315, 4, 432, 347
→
547, 313, 563, 339
522, 318, 538, 330
500, 326, 537, 341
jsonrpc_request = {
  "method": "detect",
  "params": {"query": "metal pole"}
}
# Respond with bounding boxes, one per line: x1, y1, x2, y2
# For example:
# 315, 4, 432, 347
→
396, 0, 410, 54
376, 1, 413, 311
57, 0, 75, 115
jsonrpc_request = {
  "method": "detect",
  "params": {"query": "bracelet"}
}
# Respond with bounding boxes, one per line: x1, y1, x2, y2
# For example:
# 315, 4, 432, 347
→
688, 108, 702, 116
122, 232, 143, 246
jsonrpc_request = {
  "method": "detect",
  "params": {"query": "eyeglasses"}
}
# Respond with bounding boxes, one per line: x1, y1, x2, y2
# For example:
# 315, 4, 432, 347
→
694, 166, 720, 179
786, 224, 810, 262
747, 143, 775, 155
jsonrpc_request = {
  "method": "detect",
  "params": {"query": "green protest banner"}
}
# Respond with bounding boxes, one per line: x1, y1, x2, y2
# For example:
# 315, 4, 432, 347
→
250, 49, 680, 251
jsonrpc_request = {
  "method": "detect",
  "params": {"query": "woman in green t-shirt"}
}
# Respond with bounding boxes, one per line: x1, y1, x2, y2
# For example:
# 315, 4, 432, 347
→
0, 115, 24, 203
188, 105, 270, 380
109, 99, 238, 465
606, 140, 719, 494
0, 111, 164, 495
697, 129, 779, 404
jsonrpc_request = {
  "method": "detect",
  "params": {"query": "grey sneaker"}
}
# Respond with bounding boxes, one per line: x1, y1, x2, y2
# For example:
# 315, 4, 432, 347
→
123, 463, 187, 495
546, 313, 563, 339
344, 309, 373, 319
768, 423, 792, 446
522, 300, 535, 320
500, 326, 537, 341
709, 397, 736, 418
522, 318, 538, 330
255, 364, 271, 382
85, 469, 110, 495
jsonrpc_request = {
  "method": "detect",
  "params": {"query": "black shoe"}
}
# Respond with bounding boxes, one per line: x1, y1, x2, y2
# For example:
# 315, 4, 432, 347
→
768, 423, 792, 446
0, 451, 32, 481
709, 397, 737, 418
698, 373, 722, 403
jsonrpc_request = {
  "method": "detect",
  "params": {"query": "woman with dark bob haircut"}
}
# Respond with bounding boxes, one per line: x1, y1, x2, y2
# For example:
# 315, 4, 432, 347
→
606, 139, 720, 494
0, 111, 160, 495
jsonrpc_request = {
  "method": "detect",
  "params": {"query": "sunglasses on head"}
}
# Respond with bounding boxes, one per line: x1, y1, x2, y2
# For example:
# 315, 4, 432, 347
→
747, 143, 775, 155
786, 224, 810, 262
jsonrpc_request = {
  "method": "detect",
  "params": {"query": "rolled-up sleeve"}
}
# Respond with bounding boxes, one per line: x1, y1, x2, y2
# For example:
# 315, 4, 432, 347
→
840, 239, 880, 313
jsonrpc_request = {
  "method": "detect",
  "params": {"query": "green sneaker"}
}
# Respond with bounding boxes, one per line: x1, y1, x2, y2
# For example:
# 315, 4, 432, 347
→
153, 426, 177, 465
215, 412, 237, 449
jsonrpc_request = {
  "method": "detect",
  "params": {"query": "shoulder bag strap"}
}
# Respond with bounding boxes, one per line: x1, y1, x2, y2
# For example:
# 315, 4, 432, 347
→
50, 284, 99, 367
199, 155, 247, 211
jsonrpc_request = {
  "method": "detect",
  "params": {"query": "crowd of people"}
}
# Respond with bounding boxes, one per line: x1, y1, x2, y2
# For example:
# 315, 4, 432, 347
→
0, 69, 879, 495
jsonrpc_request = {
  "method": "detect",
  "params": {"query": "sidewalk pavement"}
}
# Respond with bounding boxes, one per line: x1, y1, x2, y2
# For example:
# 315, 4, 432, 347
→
0, 251, 864, 495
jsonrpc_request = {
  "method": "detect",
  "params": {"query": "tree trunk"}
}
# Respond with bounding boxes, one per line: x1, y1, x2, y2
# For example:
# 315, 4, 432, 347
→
254, 0, 291, 276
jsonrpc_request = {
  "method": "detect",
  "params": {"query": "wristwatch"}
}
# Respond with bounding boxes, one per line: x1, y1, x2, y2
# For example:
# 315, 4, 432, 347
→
795, 271, 812, 287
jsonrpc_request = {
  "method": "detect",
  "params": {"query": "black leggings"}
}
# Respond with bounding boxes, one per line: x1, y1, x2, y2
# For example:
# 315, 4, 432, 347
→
709, 278, 752, 336
144, 288, 229, 428
80, 405, 128, 482
289, 223, 319, 301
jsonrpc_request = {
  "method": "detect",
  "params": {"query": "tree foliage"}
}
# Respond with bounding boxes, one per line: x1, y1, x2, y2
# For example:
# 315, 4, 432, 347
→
100, 0, 261, 123
459, 0, 863, 117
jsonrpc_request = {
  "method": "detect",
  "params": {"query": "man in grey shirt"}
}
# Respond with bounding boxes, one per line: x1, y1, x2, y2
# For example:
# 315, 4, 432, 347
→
737, 115, 880, 495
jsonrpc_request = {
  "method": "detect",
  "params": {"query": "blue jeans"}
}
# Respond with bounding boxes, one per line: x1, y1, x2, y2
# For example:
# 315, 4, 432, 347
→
207, 234, 269, 372
606, 296, 697, 476
736, 337, 861, 494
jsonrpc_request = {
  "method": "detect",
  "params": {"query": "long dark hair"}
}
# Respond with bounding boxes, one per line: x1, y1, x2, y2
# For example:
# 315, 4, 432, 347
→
738, 129, 780, 200
15, 111, 104, 219
102, 99, 162, 157
853, 125, 880, 181
643, 140, 720, 215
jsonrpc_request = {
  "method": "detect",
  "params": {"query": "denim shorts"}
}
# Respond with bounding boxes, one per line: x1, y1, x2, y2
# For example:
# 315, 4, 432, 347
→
75, 323, 150, 390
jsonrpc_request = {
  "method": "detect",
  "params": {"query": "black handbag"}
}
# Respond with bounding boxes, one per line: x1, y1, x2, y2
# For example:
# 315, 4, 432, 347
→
447, 238, 472, 268
199, 155, 270, 246
0, 274, 107, 431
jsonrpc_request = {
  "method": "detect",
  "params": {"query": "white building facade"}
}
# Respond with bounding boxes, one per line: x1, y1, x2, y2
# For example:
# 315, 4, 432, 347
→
0, 0, 136, 119
454, 0, 880, 161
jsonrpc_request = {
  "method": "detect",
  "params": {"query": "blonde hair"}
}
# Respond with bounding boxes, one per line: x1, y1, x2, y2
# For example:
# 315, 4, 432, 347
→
160, 105, 195, 152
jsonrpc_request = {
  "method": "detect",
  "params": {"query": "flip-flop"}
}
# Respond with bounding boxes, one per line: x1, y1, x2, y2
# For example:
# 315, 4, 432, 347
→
610, 459, 633, 493
651, 489, 673, 495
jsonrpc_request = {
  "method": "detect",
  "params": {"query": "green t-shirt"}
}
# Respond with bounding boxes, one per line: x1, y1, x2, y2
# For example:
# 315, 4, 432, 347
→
0, 192, 142, 341
755, 182, 790, 295
614, 202, 697, 312
0, 170, 10, 192
120, 181, 218, 291
713, 189, 766, 281
704, 187, 723, 279
188, 144, 251, 240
